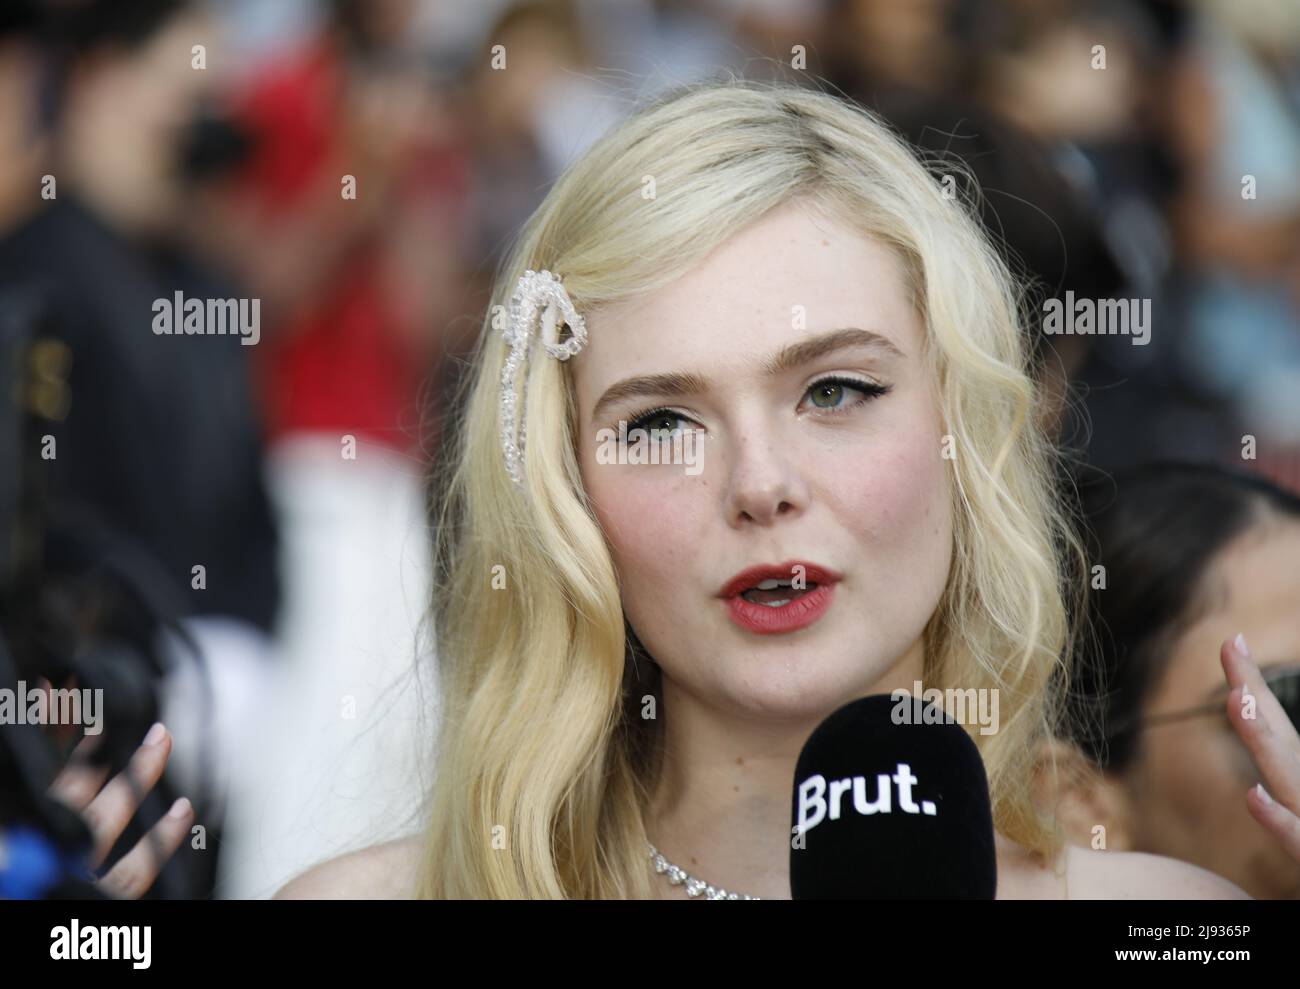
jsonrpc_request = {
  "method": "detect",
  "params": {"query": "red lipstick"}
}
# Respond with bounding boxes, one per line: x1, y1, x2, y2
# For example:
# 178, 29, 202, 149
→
717, 561, 841, 635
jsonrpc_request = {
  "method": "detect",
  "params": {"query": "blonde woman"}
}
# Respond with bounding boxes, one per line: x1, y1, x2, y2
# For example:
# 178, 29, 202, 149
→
276, 80, 1300, 899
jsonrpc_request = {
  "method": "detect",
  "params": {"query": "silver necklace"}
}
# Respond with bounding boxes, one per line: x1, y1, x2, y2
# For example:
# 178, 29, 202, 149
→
647, 841, 762, 900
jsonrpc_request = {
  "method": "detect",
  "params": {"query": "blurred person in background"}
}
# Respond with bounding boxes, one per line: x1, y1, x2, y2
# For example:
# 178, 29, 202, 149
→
0, 0, 280, 895
462, 0, 600, 274
838, 0, 1300, 493
956, 0, 1210, 474
826, 0, 967, 99
461, 0, 832, 275
825, 6, 1138, 454
0, 0, 279, 627
0, 1, 46, 237
827, 90, 1128, 441
1164, 0, 1300, 490
1043, 462, 1300, 899
963, 0, 1300, 491
209, 0, 465, 453
196, 0, 469, 897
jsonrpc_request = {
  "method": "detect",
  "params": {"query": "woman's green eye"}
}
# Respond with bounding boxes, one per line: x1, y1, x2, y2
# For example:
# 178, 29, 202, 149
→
802, 376, 890, 413
625, 407, 691, 436
810, 382, 846, 408
628, 412, 685, 434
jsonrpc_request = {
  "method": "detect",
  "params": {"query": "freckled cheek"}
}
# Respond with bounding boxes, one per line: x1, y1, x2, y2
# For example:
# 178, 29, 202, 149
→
589, 475, 710, 608
824, 426, 950, 558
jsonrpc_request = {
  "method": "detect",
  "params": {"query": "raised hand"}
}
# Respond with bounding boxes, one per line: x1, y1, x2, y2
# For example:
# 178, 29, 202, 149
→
46, 721, 196, 899
1221, 633, 1300, 863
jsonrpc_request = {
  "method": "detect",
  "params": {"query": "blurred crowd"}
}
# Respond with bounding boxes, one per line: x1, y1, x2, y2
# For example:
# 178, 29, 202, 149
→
0, 0, 1297, 898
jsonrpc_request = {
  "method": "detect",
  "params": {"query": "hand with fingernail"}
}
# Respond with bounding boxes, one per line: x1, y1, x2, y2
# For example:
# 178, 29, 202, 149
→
45, 720, 196, 898
1221, 633, 1300, 868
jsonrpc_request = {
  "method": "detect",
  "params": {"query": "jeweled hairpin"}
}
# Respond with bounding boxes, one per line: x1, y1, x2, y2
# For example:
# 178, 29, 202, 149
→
500, 269, 587, 487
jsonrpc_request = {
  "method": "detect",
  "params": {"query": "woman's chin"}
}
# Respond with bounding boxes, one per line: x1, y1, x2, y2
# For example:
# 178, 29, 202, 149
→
711, 664, 884, 726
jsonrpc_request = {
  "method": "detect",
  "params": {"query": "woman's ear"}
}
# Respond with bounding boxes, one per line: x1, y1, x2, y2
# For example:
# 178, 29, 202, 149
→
1031, 737, 1137, 852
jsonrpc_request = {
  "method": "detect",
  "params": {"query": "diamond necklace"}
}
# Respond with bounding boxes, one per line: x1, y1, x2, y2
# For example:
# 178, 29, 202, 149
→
646, 841, 762, 900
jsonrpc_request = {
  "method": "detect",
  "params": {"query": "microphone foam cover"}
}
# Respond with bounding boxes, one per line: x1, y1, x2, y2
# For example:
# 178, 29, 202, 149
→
790, 693, 997, 899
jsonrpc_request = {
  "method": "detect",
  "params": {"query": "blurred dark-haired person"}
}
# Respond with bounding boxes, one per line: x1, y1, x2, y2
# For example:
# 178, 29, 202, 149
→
0, 1, 44, 237
0, 0, 280, 895
857, 94, 1127, 440
0, 0, 279, 623
1042, 462, 1300, 898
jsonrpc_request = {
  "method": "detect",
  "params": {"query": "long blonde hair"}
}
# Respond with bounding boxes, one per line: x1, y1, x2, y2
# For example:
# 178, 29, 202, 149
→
418, 78, 1085, 898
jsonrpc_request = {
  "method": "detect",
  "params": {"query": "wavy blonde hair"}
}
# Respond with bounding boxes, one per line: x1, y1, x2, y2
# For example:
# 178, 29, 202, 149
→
417, 78, 1085, 898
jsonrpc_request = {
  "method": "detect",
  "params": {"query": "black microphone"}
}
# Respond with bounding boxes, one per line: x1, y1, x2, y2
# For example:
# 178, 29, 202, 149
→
789, 693, 997, 898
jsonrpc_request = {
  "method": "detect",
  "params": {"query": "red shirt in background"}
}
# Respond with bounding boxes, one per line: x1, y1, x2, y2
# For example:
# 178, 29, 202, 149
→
229, 37, 466, 450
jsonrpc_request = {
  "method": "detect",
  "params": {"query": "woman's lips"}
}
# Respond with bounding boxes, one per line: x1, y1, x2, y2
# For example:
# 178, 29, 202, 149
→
716, 561, 841, 600
717, 560, 841, 635
724, 582, 837, 635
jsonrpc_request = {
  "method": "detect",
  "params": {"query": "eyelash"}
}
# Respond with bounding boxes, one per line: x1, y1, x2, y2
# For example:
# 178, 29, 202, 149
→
623, 375, 891, 433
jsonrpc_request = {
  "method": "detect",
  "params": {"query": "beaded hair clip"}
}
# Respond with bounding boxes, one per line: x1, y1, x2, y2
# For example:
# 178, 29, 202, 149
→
499, 269, 587, 487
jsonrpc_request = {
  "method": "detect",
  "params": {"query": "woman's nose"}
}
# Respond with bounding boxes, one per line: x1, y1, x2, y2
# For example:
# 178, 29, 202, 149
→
723, 432, 810, 527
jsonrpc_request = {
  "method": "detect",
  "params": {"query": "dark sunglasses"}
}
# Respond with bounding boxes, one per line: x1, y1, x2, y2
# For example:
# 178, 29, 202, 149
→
1106, 666, 1300, 739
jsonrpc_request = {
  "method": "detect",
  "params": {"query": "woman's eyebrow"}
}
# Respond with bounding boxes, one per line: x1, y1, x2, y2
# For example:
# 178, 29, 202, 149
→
762, 327, 905, 376
591, 327, 904, 422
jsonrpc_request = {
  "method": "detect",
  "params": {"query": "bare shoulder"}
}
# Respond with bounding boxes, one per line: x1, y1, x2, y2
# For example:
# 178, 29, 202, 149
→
994, 834, 1250, 900
1063, 844, 1251, 900
273, 835, 424, 900
995, 832, 1068, 898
